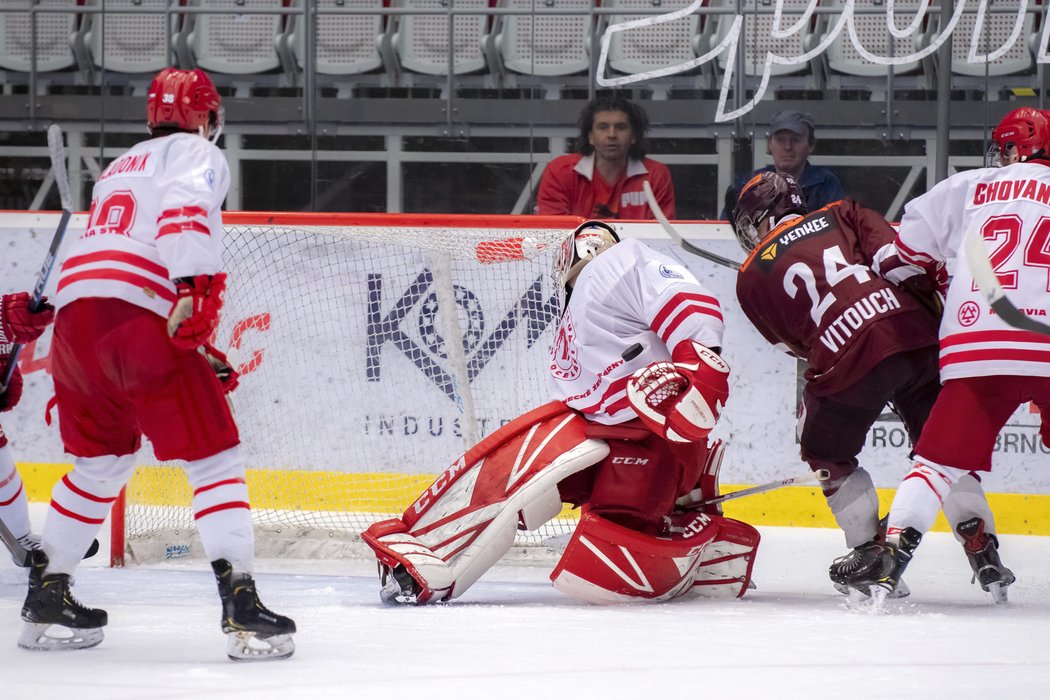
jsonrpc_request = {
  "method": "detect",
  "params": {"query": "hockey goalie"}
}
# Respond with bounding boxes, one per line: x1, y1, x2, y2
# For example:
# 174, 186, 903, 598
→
363, 221, 760, 605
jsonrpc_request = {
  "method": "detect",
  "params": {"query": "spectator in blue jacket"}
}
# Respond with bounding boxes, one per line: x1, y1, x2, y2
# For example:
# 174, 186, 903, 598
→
721, 109, 845, 222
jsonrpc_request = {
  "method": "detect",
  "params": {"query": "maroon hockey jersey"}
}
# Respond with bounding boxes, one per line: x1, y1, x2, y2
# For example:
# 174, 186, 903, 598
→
735, 200, 938, 396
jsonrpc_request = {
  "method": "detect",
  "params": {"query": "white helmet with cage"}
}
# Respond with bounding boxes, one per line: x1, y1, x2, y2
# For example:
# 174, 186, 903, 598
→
559, 220, 620, 289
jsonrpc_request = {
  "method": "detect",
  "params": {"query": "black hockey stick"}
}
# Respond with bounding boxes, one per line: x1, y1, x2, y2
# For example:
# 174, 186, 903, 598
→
643, 181, 742, 271
1, 125, 72, 392
965, 229, 1050, 336
0, 516, 100, 567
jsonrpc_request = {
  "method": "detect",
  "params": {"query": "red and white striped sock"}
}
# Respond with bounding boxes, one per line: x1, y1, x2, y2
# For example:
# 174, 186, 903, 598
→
0, 443, 31, 540
188, 448, 254, 573
886, 461, 960, 544
42, 469, 122, 574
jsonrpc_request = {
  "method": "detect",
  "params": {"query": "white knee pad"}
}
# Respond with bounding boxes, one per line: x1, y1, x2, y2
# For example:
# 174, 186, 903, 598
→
825, 468, 880, 548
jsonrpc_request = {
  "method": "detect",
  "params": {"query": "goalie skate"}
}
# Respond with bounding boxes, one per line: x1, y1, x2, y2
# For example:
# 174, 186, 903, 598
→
18, 550, 106, 651
956, 517, 1015, 604
379, 563, 425, 605
212, 559, 296, 662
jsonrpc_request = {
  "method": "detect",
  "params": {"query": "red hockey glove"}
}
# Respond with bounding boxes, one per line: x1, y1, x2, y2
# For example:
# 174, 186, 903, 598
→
167, 273, 226, 349
874, 248, 944, 316
627, 341, 730, 443
0, 292, 55, 346
0, 364, 23, 412
203, 343, 239, 394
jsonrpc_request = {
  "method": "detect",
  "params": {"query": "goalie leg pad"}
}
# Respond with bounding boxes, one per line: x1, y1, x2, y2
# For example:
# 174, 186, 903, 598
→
362, 519, 455, 605
550, 511, 723, 604
362, 402, 609, 602
690, 515, 761, 598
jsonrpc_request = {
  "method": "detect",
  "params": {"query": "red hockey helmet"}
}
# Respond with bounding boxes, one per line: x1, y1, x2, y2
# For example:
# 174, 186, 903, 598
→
991, 107, 1049, 165
147, 68, 223, 142
732, 171, 806, 252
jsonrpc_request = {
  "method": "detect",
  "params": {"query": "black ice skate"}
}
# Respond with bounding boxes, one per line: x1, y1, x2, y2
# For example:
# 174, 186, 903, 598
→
956, 517, 1015, 604
18, 550, 107, 651
829, 518, 912, 599
833, 527, 922, 600
379, 562, 423, 605
212, 559, 296, 661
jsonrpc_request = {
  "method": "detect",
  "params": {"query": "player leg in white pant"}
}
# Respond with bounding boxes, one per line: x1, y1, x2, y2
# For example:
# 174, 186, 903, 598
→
0, 441, 35, 560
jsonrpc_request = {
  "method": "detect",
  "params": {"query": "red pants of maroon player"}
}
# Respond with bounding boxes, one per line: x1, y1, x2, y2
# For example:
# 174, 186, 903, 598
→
51, 298, 238, 461
557, 419, 709, 535
915, 375, 1050, 472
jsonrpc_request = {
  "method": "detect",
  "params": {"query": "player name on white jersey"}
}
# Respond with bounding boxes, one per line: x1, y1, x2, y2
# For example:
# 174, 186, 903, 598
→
973, 178, 1050, 206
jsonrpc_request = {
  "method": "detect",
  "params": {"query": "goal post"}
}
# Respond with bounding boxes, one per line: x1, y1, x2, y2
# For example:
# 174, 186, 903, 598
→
111, 213, 581, 565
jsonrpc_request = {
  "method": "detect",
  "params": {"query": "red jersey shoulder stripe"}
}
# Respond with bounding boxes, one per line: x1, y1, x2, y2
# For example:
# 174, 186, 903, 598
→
651, 292, 721, 332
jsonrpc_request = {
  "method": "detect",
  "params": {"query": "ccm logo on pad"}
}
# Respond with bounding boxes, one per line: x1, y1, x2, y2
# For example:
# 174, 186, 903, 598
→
611, 457, 649, 465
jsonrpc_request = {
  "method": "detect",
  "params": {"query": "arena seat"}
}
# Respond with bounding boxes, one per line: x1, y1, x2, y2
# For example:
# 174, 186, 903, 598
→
820, 0, 934, 96
178, 0, 284, 85
383, 0, 494, 89
485, 0, 594, 96
280, 0, 390, 95
948, 0, 1037, 82
0, 0, 78, 77
603, 0, 706, 97
73, 0, 176, 88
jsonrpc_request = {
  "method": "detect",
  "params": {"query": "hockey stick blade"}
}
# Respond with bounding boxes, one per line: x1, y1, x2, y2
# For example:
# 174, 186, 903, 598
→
642, 181, 741, 271
1, 125, 73, 391
677, 468, 830, 509
965, 229, 1050, 337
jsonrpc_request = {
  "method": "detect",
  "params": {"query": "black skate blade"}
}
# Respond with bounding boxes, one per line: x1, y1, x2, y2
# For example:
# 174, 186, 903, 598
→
17, 622, 104, 651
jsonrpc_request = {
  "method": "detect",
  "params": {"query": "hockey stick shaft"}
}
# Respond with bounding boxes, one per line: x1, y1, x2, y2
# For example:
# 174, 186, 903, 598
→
965, 228, 1050, 337
0, 517, 29, 566
1, 125, 72, 391
642, 181, 741, 271
677, 468, 830, 509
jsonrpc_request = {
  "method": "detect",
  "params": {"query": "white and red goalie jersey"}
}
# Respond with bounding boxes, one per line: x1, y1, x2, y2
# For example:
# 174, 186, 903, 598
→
897, 161, 1050, 382
55, 133, 230, 318
549, 238, 725, 423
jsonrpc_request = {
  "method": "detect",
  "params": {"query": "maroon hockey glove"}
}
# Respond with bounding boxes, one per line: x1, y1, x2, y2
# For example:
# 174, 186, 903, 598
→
0, 292, 55, 346
0, 363, 23, 412
168, 273, 226, 349
203, 343, 239, 394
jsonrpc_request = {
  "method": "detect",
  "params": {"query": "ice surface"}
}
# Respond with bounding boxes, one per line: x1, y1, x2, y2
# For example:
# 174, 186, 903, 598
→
2, 505, 1049, 699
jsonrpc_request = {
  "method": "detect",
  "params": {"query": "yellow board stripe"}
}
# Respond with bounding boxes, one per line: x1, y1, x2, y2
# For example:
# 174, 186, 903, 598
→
17, 462, 1050, 536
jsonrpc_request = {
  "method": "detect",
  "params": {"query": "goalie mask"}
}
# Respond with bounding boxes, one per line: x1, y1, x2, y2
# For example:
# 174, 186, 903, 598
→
988, 107, 1050, 167
560, 220, 620, 288
731, 171, 806, 253
147, 68, 224, 143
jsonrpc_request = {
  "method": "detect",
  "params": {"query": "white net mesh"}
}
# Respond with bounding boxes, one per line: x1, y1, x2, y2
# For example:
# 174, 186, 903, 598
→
121, 220, 576, 563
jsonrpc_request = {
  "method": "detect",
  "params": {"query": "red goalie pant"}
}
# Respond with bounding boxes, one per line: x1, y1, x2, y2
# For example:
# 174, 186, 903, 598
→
557, 420, 710, 534
51, 298, 239, 460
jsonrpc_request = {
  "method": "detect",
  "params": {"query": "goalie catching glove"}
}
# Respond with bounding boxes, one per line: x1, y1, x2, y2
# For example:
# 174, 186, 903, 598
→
168, 273, 226, 349
627, 340, 730, 443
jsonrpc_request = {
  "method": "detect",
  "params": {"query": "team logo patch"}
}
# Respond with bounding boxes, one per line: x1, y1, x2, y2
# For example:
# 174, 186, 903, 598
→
204, 168, 216, 190
958, 301, 981, 327
761, 243, 778, 261
551, 310, 581, 381
659, 264, 683, 279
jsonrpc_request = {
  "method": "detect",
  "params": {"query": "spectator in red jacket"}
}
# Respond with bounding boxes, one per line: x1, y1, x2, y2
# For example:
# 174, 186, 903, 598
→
536, 96, 675, 219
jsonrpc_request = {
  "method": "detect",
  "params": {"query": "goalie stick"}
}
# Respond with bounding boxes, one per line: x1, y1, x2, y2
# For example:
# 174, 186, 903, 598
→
965, 229, 1050, 337
1, 124, 73, 391
642, 181, 742, 271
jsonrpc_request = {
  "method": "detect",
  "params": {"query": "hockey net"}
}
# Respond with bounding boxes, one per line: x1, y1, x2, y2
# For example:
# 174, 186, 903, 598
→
112, 213, 580, 565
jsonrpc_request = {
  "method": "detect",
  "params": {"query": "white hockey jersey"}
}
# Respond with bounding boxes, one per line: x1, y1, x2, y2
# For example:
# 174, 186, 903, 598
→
548, 238, 725, 424
897, 161, 1050, 381
55, 133, 230, 318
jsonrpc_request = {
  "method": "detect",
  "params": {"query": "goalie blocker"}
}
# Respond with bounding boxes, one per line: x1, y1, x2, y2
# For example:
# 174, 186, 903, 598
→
362, 401, 759, 605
